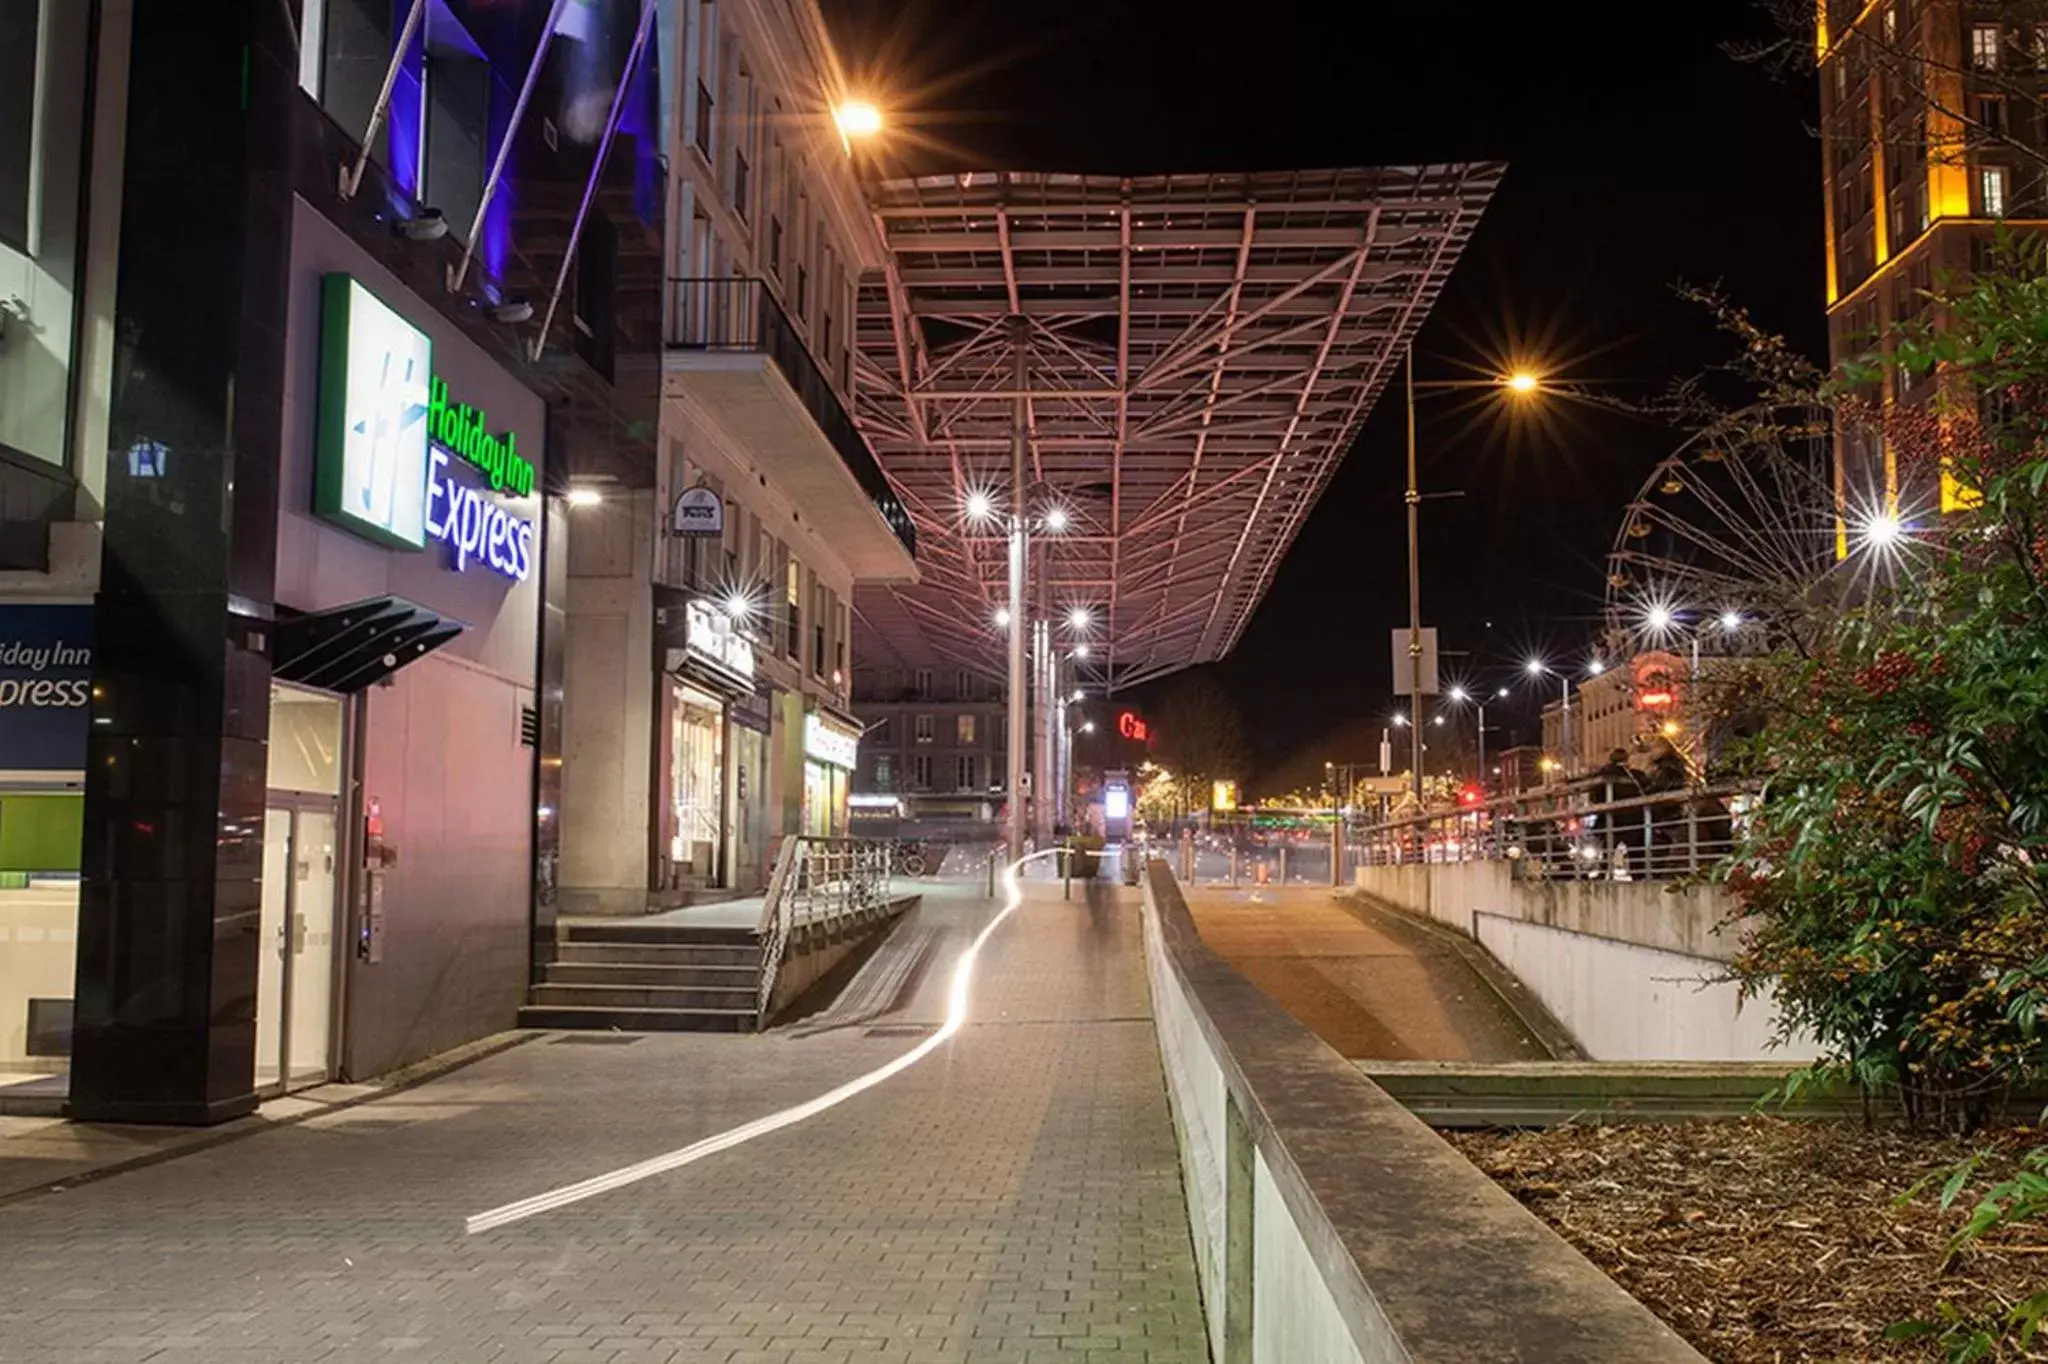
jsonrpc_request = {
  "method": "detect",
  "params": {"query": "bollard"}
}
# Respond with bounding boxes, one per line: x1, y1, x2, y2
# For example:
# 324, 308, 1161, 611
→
1230, 845, 1239, 888
1279, 844, 1289, 885
1331, 819, 1342, 889
1062, 846, 1072, 901
987, 849, 997, 899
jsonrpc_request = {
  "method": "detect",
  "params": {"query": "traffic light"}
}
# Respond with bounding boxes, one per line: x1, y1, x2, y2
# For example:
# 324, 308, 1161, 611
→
1457, 783, 1483, 808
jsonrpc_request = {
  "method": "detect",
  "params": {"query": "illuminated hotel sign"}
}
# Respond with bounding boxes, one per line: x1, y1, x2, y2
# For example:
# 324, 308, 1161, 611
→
315, 274, 535, 581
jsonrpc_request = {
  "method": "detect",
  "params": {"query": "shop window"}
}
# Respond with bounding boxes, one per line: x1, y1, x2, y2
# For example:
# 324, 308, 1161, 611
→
957, 714, 976, 745
914, 714, 934, 744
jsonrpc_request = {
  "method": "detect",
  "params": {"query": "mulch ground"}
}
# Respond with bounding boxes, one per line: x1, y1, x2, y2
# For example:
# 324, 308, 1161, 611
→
1450, 1120, 2048, 1362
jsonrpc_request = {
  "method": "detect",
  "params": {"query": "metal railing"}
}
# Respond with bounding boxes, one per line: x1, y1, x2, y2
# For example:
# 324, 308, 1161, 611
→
754, 836, 900, 1024
666, 276, 917, 560
1147, 782, 1754, 889
1348, 782, 1752, 882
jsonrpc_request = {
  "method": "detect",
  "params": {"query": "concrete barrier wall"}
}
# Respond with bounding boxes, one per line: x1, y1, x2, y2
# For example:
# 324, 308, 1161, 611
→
1142, 862, 1706, 1364
1351, 864, 1814, 1063
1475, 913, 1812, 1063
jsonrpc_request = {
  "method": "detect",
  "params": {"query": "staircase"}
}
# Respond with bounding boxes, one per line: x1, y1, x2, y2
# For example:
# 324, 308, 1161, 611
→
517, 920, 763, 1033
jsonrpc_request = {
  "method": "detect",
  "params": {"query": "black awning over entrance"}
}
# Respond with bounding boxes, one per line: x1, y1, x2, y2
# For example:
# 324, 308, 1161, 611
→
271, 596, 465, 694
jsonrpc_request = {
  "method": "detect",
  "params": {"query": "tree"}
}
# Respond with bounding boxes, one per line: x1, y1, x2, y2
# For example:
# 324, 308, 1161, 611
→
1148, 675, 1250, 804
1719, 241, 2048, 1132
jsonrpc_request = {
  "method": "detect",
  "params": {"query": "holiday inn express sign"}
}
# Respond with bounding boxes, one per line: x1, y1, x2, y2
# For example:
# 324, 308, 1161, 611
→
314, 274, 537, 580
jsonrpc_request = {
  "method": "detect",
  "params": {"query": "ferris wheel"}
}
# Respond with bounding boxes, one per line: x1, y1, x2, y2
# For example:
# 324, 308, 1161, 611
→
1603, 401, 1845, 654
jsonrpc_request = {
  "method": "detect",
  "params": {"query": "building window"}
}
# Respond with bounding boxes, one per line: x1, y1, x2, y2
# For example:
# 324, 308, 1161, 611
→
957, 714, 976, 745
1981, 165, 2010, 217
914, 668, 932, 698
914, 714, 934, 744
956, 755, 978, 792
955, 669, 971, 700
732, 148, 750, 219
872, 717, 891, 743
423, 47, 489, 246
1975, 95, 2007, 137
769, 215, 783, 276
1974, 25, 2001, 70
1833, 56, 1846, 100
1882, 4, 1896, 41
785, 561, 801, 661
695, 80, 713, 158
875, 755, 893, 791
812, 622, 825, 676
913, 754, 933, 790
795, 263, 808, 320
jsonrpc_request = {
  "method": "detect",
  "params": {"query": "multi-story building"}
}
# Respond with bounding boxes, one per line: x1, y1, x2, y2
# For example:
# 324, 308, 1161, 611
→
0, 0, 662, 1121
1818, 1, 2048, 521
554, 0, 919, 911
851, 668, 1008, 826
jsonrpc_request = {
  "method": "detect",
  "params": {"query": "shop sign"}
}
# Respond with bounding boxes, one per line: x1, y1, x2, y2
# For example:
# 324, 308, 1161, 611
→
1117, 710, 1148, 741
685, 598, 754, 682
1211, 780, 1238, 812
672, 486, 724, 537
315, 273, 536, 580
804, 712, 860, 769
0, 604, 93, 772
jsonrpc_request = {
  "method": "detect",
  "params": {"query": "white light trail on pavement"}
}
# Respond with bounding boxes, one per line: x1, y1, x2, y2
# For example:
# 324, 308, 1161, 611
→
465, 850, 1058, 1235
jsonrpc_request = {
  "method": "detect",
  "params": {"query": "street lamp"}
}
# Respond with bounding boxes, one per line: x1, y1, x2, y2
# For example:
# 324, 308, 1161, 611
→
1402, 353, 1549, 801
833, 99, 883, 144
1524, 657, 1579, 778
1444, 684, 1508, 788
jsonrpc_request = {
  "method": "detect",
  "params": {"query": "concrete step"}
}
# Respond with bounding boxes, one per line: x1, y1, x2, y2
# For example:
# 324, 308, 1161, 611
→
518, 1004, 757, 1034
560, 922, 758, 948
543, 961, 760, 988
530, 982, 759, 1010
552, 941, 762, 968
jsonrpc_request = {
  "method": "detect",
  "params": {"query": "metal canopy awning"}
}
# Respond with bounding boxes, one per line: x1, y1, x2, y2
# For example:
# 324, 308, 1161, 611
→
851, 165, 1504, 691
272, 596, 466, 694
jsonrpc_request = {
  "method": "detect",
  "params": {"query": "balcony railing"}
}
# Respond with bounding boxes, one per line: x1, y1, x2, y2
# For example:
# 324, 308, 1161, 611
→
667, 277, 917, 561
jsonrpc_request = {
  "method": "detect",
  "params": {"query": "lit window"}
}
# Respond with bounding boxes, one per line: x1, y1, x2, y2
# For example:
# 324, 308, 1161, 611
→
1974, 24, 2001, 70
1882, 5, 1896, 41
956, 714, 976, 745
1981, 165, 2010, 217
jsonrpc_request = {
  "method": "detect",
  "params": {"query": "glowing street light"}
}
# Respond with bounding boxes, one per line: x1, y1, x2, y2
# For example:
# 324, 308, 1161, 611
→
1587, 658, 1606, 676
1081, 721, 1096, 734
964, 490, 995, 523
722, 591, 755, 622
1390, 712, 1409, 728
1073, 643, 1090, 658
1524, 657, 1547, 677
1644, 603, 1674, 633
1505, 371, 1541, 394
1043, 506, 1070, 533
1070, 689, 1084, 703
1067, 606, 1092, 630
566, 487, 603, 508
1719, 610, 1744, 633
993, 607, 1012, 628
833, 99, 883, 140
1858, 509, 1905, 549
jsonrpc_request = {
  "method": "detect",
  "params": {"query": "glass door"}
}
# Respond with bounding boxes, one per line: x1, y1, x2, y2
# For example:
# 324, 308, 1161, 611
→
255, 806, 292, 1090
286, 807, 337, 1087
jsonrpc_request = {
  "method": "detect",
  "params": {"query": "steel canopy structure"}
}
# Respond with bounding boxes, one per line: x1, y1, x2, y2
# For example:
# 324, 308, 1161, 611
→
851, 165, 1504, 690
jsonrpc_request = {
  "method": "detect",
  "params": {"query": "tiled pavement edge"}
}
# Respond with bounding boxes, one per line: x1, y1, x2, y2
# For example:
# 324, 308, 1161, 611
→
0, 881, 1210, 1364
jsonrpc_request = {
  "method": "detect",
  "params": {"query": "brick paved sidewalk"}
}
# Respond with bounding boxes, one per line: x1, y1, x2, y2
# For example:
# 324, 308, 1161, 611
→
0, 882, 1208, 1364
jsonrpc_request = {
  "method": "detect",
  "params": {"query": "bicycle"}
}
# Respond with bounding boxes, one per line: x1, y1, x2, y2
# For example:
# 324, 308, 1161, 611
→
891, 841, 928, 877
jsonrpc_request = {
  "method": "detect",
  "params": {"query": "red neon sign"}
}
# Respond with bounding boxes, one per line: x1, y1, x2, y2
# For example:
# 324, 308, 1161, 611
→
1117, 711, 1149, 741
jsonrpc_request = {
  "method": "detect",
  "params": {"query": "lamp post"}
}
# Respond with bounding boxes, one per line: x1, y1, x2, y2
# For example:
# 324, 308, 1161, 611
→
1524, 658, 1578, 778
1639, 602, 1746, 769
1445, 684, 1511, 788
1404, 354, 1545, 802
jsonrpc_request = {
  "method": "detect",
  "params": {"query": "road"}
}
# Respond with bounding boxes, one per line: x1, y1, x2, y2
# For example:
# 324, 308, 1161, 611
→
1182, 887, 1549, 1062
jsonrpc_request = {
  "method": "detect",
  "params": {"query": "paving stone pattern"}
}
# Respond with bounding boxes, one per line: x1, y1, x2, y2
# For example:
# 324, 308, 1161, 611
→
0, 883, 1209, 1363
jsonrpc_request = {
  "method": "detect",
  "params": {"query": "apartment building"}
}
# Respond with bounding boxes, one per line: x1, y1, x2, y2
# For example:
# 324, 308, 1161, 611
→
555, 0, 918, 910
851, 668, 1009, 824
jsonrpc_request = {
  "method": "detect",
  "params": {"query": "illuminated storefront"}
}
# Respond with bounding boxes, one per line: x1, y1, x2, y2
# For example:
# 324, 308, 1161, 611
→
656, 589, 759, 888
802, 710, 861, 837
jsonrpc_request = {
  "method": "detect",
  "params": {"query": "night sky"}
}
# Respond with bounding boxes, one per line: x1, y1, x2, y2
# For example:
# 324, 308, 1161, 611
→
824, 0, 1827, 783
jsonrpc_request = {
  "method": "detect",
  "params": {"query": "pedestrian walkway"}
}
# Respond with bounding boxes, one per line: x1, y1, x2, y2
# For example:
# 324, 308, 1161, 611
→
0, 880, 1208, 1364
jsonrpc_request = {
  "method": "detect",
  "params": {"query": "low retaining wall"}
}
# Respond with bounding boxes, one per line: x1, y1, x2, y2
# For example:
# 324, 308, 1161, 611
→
1142, 861, 1705, 1363
1350, 863, 1815, 1063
